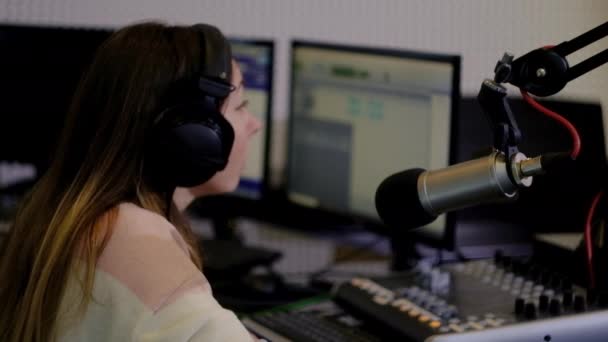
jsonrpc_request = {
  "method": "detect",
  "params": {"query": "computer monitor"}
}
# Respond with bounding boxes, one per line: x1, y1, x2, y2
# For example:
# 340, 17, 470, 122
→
286, 41, 460, 238
0, 24, 112, 175
451, 97, 606, 258
229, 40, 274, 199
0, 24, 112, 218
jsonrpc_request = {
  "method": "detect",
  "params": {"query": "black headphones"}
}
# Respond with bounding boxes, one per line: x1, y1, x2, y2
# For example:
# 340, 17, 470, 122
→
145, 24, 235, 189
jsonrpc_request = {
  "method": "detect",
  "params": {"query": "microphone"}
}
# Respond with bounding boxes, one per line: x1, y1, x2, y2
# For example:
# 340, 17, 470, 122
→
375, 150, 567, 230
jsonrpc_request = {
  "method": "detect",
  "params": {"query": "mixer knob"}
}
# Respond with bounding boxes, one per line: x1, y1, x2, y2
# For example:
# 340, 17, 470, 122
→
440, 305, 458, 320
540, 270, 551, 285
511, 260, 522, 274
574, 295, 586, 312
494, 250, 504, 265
550, 275, 562, 290
561, 278, 573, 291
549, 298, 561, 316
524, 302, 536, 319
518, 261, 531, 276
502, 256, 512, 270
586, 288, 597, 305
562, 290, 573, 307
598, 292, 608, 308
515, 297, 525, 315
528, 265, 541, 281
538, 295, 549, 312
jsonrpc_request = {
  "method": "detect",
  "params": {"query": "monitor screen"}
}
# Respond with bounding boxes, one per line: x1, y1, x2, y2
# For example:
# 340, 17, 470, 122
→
286, 41, 460, 235
451, 97, 606, 257
229, 40, 274, 199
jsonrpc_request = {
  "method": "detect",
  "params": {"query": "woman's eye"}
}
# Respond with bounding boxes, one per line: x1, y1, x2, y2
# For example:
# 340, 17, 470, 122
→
236, 100, 249, 111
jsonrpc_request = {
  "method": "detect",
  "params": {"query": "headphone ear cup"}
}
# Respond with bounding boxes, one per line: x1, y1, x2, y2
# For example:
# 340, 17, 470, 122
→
148, 101, 235, 188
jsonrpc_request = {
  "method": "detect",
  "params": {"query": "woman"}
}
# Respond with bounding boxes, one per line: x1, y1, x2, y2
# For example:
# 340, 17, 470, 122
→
0, 21, 261, 341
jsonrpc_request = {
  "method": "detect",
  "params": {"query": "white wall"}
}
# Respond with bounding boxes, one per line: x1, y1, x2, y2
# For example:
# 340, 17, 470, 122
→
2, 0, 607, 182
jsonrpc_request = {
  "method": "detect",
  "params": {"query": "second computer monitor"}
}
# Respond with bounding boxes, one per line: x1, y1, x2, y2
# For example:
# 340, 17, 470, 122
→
286, 41, 460, 233
229, 40, 274, 199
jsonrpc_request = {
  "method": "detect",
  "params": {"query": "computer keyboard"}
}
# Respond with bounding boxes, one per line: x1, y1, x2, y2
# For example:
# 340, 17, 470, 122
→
244, 310, 380, 342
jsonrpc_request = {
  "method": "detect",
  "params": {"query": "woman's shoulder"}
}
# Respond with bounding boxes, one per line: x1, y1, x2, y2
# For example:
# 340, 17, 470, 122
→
111, 202, 191, 252
96, 202, 207, 312
114, 202, 176, 234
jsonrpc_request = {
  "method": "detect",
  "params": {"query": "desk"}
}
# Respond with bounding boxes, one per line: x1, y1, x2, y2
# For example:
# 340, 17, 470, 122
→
189, 216, 393, 280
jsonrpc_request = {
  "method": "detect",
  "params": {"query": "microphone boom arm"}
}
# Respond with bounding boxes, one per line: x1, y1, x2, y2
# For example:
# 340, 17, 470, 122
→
476, 20, 607, 179
495, 21, 608, 97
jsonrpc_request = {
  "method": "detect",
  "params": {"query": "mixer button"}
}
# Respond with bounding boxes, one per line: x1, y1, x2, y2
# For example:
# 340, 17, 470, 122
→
542, 289, 555, 297
485, 318, 505, 327
468, 321, 485, 330
429, 321, 442, 329
448, 323, 466, 333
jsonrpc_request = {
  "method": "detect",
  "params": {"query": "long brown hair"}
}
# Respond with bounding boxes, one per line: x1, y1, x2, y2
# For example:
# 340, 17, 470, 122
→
0, 22, 216, 341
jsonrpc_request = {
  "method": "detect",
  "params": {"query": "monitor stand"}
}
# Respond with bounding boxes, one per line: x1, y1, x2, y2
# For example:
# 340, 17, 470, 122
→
201, 216, 283, 279
389, 231, 421, 271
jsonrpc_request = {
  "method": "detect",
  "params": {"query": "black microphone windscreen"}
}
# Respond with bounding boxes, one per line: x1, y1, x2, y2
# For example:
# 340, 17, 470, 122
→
375, 168, 437, 230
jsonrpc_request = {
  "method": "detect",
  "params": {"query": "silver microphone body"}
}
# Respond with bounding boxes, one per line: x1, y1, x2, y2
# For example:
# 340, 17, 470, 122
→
418, 151, 531, 216
375, 150, 548, 230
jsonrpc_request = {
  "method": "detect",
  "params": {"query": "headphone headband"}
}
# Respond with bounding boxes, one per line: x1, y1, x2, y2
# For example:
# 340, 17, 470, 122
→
191, 23, 233, 84
198, 77, 235, 99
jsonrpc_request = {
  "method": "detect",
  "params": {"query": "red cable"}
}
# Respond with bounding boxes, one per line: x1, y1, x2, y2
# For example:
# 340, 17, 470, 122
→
585, 190, 604, 289
519, 44, 600, 289
520, 44, 582, 159
522, 88, 593, 286
520, 90, 582, 159
517, 44, 600, 288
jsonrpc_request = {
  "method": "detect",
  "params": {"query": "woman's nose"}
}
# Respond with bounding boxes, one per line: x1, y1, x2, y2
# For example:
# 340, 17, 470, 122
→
250, 113, 263, 134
